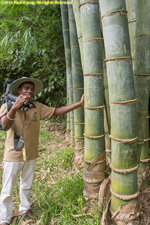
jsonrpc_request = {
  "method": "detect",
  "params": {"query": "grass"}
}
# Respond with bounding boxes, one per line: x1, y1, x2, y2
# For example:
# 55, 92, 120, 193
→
0, 121, 100, 225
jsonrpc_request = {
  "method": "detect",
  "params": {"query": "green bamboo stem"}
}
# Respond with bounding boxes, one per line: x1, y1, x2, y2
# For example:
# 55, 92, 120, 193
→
126, 0, 137, 71
80, 0, 106, 201
100, 0, 139, 221
134, 0, 150, 174
60, 1, 71, 133
68, 2, 84, 146
72, 0, 84, 69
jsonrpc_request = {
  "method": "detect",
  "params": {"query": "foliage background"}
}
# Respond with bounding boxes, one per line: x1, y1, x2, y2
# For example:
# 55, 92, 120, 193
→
0, 3, 66, 107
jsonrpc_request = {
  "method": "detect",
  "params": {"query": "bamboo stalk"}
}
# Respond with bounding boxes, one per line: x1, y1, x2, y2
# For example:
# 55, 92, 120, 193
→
60, 1, 71, 134
72, 0, 84, 69
134, 0, 150, 184
68, 2, 84, 149
99, 0, 139, 222
80, 0, 106, 202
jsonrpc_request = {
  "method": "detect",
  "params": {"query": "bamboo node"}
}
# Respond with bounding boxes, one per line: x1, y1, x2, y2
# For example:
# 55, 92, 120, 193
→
84, 73, 103, 77
83, 37, 103, 43
79, 1, 99, 9
140, 158, 150, 163
84, 133, 105, 139
78, 36, 82, 40
110, 164, 138, 174
137, 141, 144, 145
63, 29, 69, 32
84, 105, 104, 110
71, 43, 79, 47
74, 136, 84, 139
110, 99, 137, 105
70, 117, 74, 119
65, 49, 70, 52
75, 122, 84, 125
144, 138, 150, 142
84, 158, 106, 164
110, 188, 139, 200
101, 9, 128, 20
62, 9, 68, 12
68, 19, 75, 22
109, 135, 138, 143
128, 20, 136, 23
134, 73, 150, 77
105, 56, 132, 62
73, 88, 84, 90
137, 111, 148, 115
105, 149, 111, 153
72, 67, 82, 70
70, 129, 75, 131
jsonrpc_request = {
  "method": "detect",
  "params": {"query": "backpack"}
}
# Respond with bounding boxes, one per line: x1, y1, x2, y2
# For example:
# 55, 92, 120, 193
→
0, 78, 14, 130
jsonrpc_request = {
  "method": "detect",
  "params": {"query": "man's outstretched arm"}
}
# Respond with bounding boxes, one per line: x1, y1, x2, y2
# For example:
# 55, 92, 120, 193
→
54, 95, 84, 116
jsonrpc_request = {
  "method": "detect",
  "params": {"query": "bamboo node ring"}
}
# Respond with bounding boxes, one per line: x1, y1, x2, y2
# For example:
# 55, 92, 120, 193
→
72, 67, 82, 70
84, 73, 103, 77
110, 164, 138, 174
110, 99, 137, 105
79, 2, 99, 9
83, 37, 103, 43
71, 43, 79, 47
109, 135, 138, 143
84, 105, 104, 110
101, 10, 128, 20
140, 158, 150, 163
144, 138, 150, 142
105, 56, 132, 62
84, 133, 105, 139
65, 49, 70, 52
110, 188, 139, 201
75, 122, 84, 125
134, 73, 150, 77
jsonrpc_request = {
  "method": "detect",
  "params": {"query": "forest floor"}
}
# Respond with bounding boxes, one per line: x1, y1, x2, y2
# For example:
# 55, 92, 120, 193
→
0, 121, 99, 225
0, 121, 150, 224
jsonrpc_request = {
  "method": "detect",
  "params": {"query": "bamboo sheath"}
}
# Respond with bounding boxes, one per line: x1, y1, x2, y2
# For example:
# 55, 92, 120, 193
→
60, 1, 71, 133
99, 0, 139, 218
68, 3, 84, 144
80, 0, 106, 200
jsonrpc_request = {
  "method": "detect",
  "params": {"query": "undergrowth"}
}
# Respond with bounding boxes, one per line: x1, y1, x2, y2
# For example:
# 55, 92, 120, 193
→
0, 121, 100, 225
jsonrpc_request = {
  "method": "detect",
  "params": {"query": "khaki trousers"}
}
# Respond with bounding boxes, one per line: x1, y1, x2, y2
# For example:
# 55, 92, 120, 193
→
0, 160, 36, 223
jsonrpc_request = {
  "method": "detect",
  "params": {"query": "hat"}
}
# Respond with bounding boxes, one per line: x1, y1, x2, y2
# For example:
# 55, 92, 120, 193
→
9, 77, 43, 96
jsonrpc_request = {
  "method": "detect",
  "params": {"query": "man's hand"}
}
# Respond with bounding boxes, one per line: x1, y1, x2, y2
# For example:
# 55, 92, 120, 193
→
12, 94, 30, 111
79, 94, 84, 106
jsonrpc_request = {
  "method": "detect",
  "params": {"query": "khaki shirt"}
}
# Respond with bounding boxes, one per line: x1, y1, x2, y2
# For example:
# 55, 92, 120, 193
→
0, 102, 55, 162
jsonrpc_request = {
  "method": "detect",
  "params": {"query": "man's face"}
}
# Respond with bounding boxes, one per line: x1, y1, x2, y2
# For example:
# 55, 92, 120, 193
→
17, 82, 35, 101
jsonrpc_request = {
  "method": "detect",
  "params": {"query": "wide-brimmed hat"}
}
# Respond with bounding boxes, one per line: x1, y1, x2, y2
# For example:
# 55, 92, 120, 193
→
9, 77, 43, 96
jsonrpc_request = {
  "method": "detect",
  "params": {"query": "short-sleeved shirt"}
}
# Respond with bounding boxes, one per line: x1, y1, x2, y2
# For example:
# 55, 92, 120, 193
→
0, 102, 55, 162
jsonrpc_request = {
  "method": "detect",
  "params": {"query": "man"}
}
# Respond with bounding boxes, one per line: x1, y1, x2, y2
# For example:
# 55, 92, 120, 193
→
0, 77, 84, 225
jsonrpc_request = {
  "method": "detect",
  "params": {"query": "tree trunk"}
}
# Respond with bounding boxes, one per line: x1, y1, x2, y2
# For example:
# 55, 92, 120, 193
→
100, 0, 139, 223
80, 0, 106, 204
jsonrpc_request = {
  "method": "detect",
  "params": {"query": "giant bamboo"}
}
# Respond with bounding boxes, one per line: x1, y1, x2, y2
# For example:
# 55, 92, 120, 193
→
134, 0, 150, 186
80, 0, 106, 202
126, 0, 137, 71
67, 2, 84, 165
72, 0, 84, 68
60, 1, 71, 134
99, 0, 139, 222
